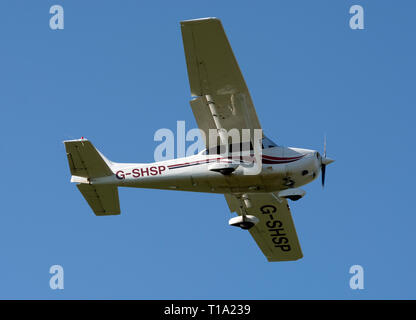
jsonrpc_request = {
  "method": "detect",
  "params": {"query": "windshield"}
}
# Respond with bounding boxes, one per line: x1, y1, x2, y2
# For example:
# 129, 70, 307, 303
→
200, 136, 278, 155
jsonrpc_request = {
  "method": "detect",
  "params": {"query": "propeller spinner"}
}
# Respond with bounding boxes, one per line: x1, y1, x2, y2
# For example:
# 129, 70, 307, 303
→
321, 135, 334, 187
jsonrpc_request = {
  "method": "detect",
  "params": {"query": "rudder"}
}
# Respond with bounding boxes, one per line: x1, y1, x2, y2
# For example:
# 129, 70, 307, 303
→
64, 138, 113, 179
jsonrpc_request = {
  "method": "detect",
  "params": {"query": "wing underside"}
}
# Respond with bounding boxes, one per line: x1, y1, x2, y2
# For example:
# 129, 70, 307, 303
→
225, 193, 303, 262
181, 18, 262, 144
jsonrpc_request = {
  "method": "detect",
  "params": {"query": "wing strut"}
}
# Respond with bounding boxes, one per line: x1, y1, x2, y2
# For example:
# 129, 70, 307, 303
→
228, 193, 259, 230
205, 94, 228, 146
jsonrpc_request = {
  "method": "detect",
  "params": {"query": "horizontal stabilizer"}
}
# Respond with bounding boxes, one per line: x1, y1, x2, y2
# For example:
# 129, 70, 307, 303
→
77, 184, 120, 216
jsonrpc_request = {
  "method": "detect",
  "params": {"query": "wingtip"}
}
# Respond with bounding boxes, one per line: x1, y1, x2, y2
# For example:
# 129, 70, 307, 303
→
180, 17, 219, 25
63, 137, 89, 144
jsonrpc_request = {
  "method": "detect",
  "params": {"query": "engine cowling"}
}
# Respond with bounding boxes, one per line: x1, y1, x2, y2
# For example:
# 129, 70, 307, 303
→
278, 188, 306, 201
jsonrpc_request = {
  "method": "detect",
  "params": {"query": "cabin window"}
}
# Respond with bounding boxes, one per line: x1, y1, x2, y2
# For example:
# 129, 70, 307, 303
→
202, 136, 277, 154
262, 136, 277, 149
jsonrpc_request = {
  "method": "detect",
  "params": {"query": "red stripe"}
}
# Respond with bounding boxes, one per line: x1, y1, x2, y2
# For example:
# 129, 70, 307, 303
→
168, 157, 223, 168
168, 154, 305, 169
262, 154, 305, 160
262, 159, 301, 164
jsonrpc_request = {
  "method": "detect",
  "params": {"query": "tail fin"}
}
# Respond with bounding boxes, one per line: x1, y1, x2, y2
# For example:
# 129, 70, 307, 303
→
64, 138, 120, 215
64, 138, 114, 179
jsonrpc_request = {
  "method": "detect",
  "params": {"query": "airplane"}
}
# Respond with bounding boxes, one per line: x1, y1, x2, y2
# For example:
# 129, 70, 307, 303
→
64, 17, 334, 262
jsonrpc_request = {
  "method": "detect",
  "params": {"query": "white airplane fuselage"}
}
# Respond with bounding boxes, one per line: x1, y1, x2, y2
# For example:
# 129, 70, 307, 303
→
63, 17, 337, 262
91, 146, 322, 194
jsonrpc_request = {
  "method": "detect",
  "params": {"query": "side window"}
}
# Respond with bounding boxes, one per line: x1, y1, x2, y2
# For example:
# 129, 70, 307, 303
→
207, 145, 226, 155
206, 142, 253, 155
229, 142, 253, 153
262, 137, 277, 149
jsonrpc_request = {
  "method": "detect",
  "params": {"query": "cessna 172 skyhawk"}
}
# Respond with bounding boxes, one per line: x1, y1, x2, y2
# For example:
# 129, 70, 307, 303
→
64, 18, 334, 262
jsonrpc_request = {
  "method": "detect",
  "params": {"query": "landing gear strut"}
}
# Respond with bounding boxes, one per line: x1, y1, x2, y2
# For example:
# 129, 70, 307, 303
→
228, 194, 259, 230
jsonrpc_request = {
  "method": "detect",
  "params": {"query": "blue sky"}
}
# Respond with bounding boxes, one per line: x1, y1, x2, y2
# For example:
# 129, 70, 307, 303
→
0, 0, 415, 299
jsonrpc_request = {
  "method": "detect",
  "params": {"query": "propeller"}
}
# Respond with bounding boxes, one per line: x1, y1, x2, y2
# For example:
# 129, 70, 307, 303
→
321, 135, 334, 187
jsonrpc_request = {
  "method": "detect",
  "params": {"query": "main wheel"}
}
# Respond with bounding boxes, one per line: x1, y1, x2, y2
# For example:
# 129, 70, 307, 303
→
229, 215, 259, 230
239, 221, 255, 230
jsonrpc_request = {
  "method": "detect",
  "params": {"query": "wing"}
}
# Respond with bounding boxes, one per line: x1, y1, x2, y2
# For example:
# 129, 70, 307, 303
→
225, 193, 303, 262
181, 18, 262, 144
